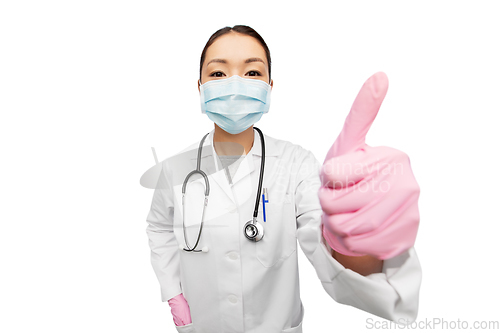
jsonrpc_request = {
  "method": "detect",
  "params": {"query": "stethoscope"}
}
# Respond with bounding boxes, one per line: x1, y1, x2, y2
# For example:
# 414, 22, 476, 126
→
181, 127, 266, 252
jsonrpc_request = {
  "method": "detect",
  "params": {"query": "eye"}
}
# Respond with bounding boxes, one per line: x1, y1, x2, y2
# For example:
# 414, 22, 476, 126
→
209, 71, 225, 77
246, 70, 261, 77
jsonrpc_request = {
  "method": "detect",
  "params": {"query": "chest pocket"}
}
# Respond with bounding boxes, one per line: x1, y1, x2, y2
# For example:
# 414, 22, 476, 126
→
256, 193, 297, 268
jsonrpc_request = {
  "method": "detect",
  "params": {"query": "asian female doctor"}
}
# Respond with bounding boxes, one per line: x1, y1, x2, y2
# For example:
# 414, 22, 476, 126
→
145, 25, 422, 333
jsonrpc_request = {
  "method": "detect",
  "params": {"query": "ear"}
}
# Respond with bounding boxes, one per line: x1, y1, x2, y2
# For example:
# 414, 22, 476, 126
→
197, 79, 201, 93
270, 79, 273, 90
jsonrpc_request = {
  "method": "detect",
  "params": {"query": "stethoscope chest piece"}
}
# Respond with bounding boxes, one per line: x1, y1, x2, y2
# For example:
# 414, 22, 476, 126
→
244, 218, 264, 242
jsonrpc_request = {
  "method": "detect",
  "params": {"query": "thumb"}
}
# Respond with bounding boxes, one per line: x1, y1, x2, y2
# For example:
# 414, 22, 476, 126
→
324, 72, 389, 163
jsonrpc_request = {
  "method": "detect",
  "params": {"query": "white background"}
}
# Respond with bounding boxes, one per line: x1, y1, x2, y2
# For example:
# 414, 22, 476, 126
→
1, 0, 499, 332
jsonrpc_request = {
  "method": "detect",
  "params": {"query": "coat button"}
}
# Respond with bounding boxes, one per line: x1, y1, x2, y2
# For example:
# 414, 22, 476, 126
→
228, 295, 238, 304
227, 252, 239, 260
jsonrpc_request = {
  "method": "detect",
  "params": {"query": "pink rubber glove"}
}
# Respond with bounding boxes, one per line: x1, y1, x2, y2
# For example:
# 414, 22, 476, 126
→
167, 293, 192, 326
318, 72, 420, 260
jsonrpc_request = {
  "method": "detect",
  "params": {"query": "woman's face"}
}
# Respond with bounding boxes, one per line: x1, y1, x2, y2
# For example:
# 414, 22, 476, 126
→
198, 32, 273, 89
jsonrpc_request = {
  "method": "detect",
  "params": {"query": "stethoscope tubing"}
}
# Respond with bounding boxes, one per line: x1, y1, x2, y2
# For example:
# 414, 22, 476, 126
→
182, 127, 265, 252
182, 132, 210, 252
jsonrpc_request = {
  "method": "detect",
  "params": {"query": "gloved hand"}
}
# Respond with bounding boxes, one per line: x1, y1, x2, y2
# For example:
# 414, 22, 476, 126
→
318, 72, 420, 261
167, 293, 192, 326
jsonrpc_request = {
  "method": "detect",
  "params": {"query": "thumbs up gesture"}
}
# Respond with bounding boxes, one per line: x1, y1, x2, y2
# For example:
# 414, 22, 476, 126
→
319, 72, 420, 260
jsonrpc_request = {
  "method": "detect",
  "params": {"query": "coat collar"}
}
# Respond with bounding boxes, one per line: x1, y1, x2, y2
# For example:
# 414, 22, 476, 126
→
188, 128, 280, 204
189, 128, 280, 161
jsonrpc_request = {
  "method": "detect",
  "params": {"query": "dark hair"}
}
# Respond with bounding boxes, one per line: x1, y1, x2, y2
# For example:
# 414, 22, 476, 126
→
199, 25, 271, 83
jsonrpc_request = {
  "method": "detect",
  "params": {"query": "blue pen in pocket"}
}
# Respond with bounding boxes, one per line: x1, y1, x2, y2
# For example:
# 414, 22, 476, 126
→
262, 188, 268, 222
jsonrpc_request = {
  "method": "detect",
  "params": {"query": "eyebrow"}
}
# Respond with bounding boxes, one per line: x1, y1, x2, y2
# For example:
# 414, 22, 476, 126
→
206, 57, 265, 66
245, 57, 265, 64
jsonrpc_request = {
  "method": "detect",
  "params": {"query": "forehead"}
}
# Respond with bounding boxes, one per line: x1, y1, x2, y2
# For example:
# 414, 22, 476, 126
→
205, 32, 267, 65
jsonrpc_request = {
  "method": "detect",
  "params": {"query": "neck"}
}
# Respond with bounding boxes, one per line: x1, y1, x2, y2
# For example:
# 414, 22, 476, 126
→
213, 125, 255, 156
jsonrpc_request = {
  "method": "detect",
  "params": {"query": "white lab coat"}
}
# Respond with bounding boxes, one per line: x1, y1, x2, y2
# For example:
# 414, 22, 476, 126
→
145, 129, 422, 333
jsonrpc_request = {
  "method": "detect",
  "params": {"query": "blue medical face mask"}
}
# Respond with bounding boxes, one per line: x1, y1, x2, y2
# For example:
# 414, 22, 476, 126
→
199, 75, 272, 135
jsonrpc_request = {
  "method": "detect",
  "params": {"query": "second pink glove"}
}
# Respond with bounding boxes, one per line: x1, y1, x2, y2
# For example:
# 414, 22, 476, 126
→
167, 293, 192, 327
